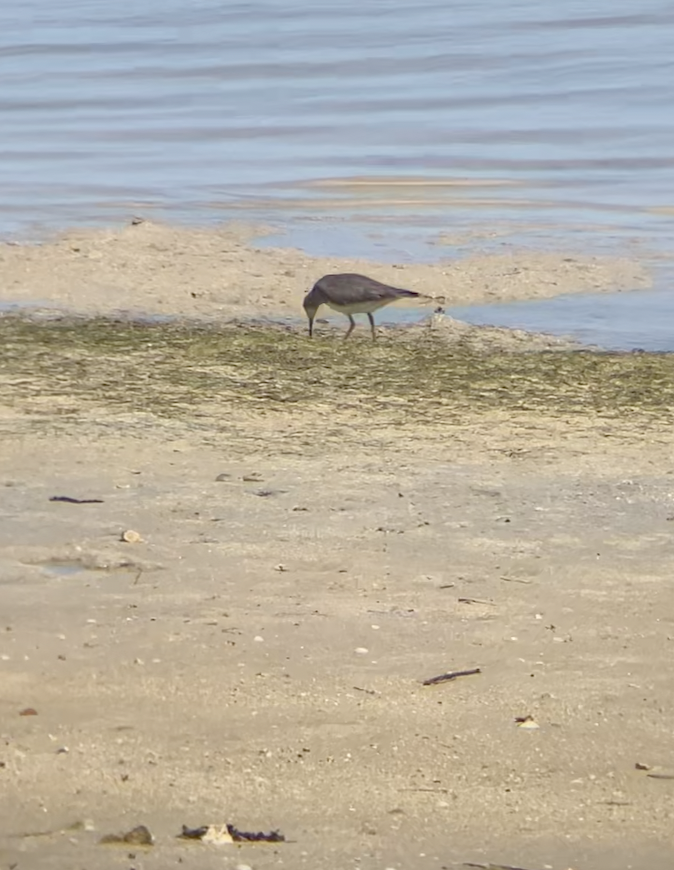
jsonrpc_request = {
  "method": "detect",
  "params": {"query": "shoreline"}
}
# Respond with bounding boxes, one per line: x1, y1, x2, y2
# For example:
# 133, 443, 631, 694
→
0, 218, 652, 326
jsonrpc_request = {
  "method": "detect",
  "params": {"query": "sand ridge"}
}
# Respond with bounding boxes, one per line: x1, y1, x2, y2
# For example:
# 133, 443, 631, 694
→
0, 219, 651, 321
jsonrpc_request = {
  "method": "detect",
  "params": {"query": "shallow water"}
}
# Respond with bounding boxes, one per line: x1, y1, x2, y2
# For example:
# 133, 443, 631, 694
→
37, 560, 87, 578
2, 0, 674, 241
2, 0, 674, 346
446, 289, 674, 352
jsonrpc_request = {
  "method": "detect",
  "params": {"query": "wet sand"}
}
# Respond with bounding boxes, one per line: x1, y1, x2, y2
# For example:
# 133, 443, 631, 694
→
1, 222, 673, 870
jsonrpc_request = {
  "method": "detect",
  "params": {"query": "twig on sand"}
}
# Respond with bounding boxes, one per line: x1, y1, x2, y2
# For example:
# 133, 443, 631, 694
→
352, 686, 377, 695
422, 668, 481, 686
458, 597, 495, 605
49, 495, 104, 504
463, 863, 535, 870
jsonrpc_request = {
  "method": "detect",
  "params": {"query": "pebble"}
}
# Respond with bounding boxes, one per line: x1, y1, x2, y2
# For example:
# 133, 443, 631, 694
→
354, 647, 369, 655
236, 864, 253, 870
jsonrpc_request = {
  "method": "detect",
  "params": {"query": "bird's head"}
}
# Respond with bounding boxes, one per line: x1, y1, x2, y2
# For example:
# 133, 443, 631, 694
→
302, 289, 320, 337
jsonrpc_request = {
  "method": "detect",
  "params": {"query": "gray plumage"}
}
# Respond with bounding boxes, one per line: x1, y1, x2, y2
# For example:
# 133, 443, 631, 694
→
303, 273, 422, 339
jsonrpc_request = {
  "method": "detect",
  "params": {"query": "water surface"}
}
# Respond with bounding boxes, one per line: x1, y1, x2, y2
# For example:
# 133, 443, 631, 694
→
2, 0, 674, 246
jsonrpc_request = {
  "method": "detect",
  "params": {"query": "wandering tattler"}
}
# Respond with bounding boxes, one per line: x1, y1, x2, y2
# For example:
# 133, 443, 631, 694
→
303, 273, 429, 339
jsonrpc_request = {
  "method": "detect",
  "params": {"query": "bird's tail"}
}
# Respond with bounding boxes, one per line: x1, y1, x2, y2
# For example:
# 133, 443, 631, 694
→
415, 292, 446, 304
395, 289, 446, 306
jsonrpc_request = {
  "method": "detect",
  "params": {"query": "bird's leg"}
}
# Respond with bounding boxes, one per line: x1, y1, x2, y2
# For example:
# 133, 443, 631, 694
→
344, 315, 356, 340
367, 312, 376, 340
308, 316, 314, 337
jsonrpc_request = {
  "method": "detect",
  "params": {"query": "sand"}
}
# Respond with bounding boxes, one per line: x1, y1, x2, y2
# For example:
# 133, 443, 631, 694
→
1, 221, 673, 870
0, 219, 650, 320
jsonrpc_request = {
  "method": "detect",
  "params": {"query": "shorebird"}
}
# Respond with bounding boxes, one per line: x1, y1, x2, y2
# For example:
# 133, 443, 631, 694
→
303, 273, 426, 339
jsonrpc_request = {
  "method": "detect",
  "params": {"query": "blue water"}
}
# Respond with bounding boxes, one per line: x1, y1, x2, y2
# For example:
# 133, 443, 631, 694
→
445, 289, 674, 351
1, 0, 674, 347
2, 0, 674, 239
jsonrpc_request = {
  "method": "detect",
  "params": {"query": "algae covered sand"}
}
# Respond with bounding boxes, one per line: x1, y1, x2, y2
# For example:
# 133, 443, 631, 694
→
2, 314, 673, 431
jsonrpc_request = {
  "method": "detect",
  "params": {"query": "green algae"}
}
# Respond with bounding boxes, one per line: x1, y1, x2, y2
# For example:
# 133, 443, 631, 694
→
1, 315, 673, 425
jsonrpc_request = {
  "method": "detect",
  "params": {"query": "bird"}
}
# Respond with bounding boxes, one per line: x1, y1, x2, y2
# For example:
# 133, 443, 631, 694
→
303, 273, 427, 339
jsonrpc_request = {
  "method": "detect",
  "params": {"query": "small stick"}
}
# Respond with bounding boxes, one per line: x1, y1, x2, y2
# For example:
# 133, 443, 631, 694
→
422, 667, 481, 686
49, 495, 104, 504
463, 863, 535, 870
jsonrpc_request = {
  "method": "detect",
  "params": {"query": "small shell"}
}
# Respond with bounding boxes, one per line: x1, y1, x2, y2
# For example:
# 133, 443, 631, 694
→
515, 715, 540, 730
202, 825, 234, 845
121, 529, 143, 543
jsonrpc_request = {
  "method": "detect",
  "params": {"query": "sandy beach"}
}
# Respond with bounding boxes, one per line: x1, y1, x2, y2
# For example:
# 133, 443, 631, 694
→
1, 221, 673, 870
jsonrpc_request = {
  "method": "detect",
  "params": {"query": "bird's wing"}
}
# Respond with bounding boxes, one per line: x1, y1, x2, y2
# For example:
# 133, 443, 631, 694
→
318, 274, 416, 305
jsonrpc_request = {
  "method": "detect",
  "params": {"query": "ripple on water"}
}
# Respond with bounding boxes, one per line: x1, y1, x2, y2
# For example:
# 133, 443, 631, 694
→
1, 0, 674, 249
